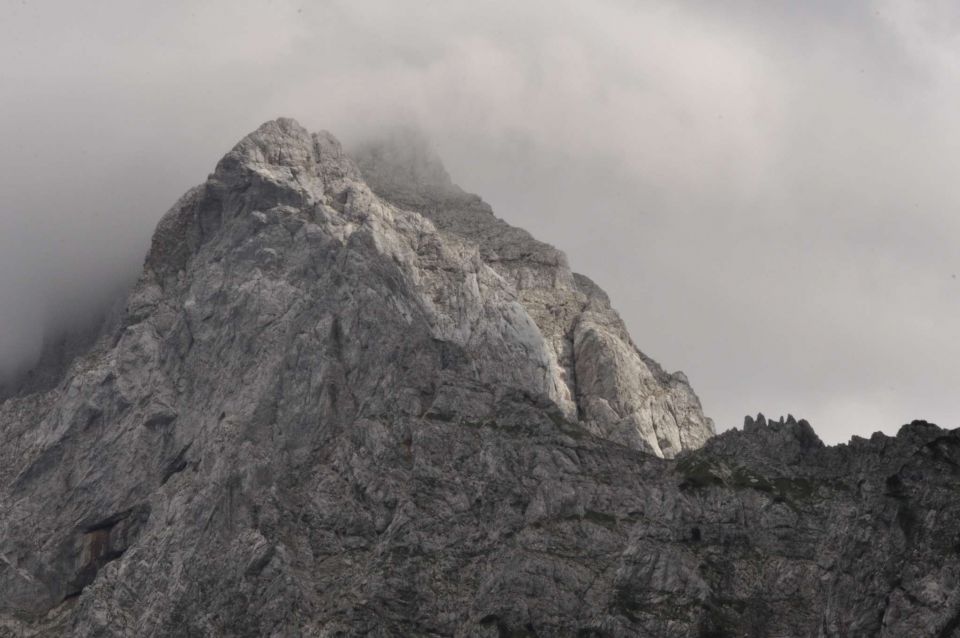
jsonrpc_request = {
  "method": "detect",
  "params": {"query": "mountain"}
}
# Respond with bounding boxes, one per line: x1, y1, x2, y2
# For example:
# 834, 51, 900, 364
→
0, 119, 957, 637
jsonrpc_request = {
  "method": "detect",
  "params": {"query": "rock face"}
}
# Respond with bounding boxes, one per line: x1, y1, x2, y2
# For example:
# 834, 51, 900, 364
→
0, 119, 957, 637
352, 127, 714, 457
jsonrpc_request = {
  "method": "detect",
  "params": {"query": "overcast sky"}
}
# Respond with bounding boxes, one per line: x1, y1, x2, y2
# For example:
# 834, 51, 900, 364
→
1, 0, 958, 442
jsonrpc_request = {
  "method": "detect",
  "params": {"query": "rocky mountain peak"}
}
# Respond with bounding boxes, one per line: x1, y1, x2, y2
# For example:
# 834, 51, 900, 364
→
215, 117, 360, 185
139, 117, 713, 458
2, 119, 956, 636
222, 117, 318, 170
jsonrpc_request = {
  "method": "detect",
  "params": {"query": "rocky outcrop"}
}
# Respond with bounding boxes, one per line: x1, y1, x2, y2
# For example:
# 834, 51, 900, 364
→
0, 119, 957, 637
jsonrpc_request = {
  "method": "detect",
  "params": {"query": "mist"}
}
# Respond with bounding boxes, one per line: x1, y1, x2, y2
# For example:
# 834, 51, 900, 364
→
2, 0, 958, 442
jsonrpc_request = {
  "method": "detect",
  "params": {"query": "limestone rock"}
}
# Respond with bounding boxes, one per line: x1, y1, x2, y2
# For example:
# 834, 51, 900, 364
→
0, 119, 957, 637
352, 128, 714, 457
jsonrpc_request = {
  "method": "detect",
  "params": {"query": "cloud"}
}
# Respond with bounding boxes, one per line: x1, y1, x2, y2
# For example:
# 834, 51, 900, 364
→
1, 0, 956, 441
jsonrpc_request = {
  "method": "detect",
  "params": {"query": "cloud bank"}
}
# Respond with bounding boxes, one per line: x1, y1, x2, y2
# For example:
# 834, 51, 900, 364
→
1, 0, 958, 441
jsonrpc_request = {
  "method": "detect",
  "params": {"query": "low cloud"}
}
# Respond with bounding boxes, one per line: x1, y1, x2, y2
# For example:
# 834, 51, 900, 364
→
1, 0, 957, 440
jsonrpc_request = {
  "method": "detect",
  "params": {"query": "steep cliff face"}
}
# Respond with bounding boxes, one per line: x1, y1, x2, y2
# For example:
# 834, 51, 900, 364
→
351, 127, 714, 456
0, 119, 957, 637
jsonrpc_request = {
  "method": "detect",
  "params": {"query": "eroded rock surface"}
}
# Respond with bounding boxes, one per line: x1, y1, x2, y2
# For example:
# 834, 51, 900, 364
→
0, 119, 957, 637
352, 128, 714, 456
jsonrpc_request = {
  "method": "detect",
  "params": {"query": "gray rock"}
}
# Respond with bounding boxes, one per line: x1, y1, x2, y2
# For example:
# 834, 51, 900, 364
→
352, 128, 714, 457
0, 119, 957, 637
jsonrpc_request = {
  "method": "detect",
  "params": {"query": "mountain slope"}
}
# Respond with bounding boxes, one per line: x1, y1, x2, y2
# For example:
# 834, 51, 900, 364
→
0, 119, 957, 637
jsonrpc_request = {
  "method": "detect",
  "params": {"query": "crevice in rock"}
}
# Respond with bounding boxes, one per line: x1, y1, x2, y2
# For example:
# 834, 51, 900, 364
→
161, 442, 193, 485
937, 603, 960, 638
62, 505, 150, 602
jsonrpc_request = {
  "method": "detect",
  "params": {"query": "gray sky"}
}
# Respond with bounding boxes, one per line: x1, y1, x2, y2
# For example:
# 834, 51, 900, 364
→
2, 0, 958, 442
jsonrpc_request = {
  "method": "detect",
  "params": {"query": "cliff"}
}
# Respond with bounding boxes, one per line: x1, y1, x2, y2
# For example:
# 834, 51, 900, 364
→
0, 119, 956, 637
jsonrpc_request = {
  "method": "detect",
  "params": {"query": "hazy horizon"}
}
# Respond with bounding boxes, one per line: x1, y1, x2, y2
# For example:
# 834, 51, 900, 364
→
2, 1, 958, 443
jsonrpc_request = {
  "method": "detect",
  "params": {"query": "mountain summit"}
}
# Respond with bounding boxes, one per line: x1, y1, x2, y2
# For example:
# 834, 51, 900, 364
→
1, 120, 957, 637
149, 117, 715, 459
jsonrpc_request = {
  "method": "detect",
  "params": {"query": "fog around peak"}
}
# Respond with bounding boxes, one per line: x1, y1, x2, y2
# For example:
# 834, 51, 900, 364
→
1, 0, 958, 441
